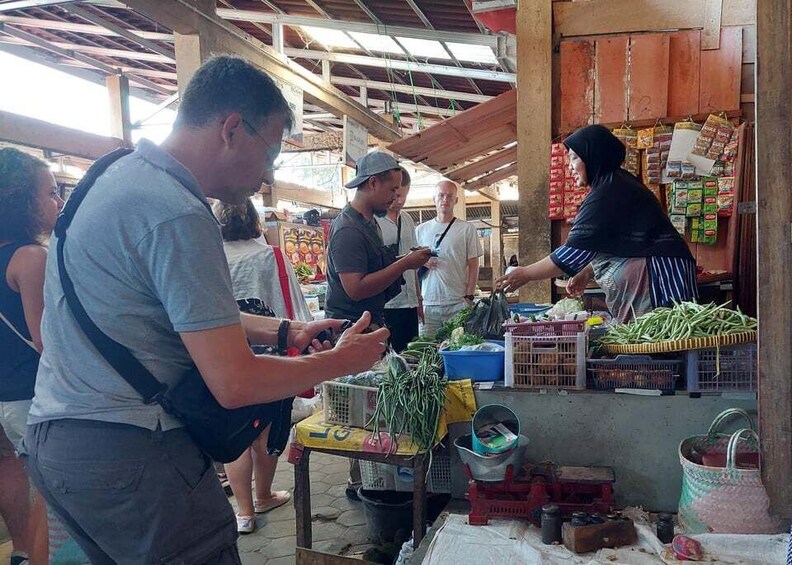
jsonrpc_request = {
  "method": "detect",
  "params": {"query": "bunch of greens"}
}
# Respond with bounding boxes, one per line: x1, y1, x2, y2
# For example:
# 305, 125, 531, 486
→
435, 307, 472, 341
443, 328, 485, 351
369, 348, 447, 453
602, 302, 758, 345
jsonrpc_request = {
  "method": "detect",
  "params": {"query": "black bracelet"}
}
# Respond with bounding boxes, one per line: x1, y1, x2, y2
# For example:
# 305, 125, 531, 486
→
277, 319, 291, 355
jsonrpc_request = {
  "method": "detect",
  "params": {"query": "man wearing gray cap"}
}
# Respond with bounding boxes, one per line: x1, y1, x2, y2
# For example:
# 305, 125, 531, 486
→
325, 152, 432, 330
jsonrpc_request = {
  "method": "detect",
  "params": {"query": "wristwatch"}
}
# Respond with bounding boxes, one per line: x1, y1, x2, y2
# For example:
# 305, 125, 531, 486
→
464, 294, 475, 301
277, 319, 291, 355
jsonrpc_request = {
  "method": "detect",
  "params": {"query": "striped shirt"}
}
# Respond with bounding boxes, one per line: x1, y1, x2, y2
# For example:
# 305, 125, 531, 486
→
551, 245, 699, 308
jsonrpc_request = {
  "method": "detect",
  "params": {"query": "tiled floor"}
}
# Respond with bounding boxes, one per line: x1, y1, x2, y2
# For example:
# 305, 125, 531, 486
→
0, 453, 370, 565
235, 452, 374, 564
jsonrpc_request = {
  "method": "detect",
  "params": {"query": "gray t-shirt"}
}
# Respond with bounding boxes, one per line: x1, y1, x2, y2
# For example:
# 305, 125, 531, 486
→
325, 205, 401, 325
28, 139, 241, 431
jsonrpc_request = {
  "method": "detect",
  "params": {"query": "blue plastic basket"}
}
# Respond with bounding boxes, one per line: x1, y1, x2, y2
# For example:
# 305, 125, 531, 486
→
440, 340, 505, 382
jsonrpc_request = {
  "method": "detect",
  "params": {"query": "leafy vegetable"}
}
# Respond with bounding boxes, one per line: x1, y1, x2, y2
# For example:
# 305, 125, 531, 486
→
294, 262, 314, 283
369, 349, 447, 454
601, 302, 758, 345
435, 307, 472, 341
443, 332, 485, 351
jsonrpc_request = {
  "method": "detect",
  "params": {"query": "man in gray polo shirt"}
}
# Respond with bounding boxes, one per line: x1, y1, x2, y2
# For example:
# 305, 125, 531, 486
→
24, 56, 388, 564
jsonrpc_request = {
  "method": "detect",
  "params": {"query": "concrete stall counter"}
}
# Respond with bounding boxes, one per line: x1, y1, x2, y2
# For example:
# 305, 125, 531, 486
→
447, 390, 757, 512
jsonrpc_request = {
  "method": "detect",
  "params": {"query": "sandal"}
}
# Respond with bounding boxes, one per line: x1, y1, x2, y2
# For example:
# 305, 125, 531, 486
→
254, 490, 291, 514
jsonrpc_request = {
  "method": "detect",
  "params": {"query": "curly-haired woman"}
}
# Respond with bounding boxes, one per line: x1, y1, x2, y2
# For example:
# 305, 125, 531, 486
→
0, 147, 62, 565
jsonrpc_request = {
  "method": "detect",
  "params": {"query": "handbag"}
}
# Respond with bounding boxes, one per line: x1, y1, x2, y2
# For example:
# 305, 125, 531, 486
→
55, 148, 282, 463
677, 408, 782, 534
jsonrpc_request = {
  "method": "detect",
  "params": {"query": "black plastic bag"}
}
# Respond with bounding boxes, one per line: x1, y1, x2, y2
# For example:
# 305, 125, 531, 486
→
464, 292, 509, 340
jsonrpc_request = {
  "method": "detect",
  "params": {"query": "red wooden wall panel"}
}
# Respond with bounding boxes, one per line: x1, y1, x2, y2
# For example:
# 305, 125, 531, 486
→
560, 40, 596, 132
594, 37, 629, 124
628, 34, 670, 121
668, 30, 702, 116
699, 27, 743, 113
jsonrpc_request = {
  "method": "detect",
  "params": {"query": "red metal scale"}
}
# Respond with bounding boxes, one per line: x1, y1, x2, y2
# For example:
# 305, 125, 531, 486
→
464, 462, 615, 526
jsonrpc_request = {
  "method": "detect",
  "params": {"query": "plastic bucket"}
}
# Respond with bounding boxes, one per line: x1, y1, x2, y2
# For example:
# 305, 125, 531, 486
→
357, 489, 413, 545
471, 404, 520, 455
440, 340, 505, 382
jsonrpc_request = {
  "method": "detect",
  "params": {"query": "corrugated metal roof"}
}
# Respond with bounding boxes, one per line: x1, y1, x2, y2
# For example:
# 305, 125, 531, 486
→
0, 1, 512, 129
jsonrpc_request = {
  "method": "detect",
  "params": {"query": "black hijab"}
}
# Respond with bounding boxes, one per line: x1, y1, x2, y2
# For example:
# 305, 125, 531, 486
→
563, 125, 693, 260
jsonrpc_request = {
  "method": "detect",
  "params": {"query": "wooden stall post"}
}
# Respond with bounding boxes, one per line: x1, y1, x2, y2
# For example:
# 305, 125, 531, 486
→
106, 74, 132, 146
756, 0, 792, 519
516, 0, 553, 303
491, 200, 503, 285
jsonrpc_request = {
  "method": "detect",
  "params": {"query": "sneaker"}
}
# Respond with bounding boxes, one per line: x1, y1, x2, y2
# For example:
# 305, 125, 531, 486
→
253, 491, 291, 514
345, 483, 361, 502
10, 554, 29, 565
236, 514, 255, 534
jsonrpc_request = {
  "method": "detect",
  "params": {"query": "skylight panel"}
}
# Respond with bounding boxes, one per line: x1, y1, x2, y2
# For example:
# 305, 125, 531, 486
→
300, 26, 359, 50
395, 37, 452, 60
447, 42, 498, 65
347, 32, 404, 55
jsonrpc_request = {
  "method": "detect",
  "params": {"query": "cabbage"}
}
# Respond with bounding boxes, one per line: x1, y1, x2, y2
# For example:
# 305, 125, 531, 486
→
546, 298, 585, 320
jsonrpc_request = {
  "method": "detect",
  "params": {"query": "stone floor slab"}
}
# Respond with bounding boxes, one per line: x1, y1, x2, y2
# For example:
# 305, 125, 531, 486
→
336, 509, 367, 528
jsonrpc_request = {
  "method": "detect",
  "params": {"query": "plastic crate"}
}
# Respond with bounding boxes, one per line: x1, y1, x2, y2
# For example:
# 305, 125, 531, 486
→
504, 332, 587, 390
359, 452, 451, 494
503, 319, 587, 337
587, 355, 682, 391
322, 381, 379, 430
685, 342, 757, 392
440, 340, 505, 382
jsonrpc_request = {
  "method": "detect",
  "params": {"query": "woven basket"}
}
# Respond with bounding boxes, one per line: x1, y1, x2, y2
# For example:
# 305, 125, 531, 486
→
678, 408, 782, 534
604, 331, 756, 354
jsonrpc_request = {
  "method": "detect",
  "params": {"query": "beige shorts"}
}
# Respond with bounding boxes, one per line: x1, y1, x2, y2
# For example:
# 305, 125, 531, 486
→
0, 399, 32, 455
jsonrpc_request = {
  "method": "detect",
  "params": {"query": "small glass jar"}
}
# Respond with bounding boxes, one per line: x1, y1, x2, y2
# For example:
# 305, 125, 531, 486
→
541, 505, 562, 544
657, 513, 675, 544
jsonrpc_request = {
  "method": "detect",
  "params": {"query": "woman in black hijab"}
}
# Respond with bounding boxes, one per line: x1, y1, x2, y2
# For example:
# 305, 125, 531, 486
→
497, 125, 697, 322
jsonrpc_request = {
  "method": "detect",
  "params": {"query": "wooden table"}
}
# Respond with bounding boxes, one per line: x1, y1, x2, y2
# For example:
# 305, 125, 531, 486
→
293, 445, 431, 549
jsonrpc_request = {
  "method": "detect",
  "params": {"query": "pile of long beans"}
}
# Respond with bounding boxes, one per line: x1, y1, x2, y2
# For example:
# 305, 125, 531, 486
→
602, 302, 757, 345
369, 348, 447, 454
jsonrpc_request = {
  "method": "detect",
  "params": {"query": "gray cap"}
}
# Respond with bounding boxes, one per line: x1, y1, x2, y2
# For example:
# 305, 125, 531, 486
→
344, 151, 400, 188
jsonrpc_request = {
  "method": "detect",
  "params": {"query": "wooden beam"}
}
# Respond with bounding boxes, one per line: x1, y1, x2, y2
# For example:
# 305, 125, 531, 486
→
406, 193, 490, 208
117, 0, 402, 142
756, 0, 792, 519
553, 0, 755, 38
517, 0, 553, 303
270, 180, 346, 209
106, 74, 132, 145
477, 186, 499, 201
464, 162, 518, 191
446, 146, 517, 183
701, 0, 724, 49
0, 109, 128, 159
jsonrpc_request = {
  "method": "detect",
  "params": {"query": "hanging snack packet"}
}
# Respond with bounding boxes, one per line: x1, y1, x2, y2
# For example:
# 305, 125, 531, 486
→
666, 160, 683, 178
636, 127, 655, 149
717, 177, 736, 216
670, 214, 687, 236
681, 162, 696, 179
691, 114, 734, 158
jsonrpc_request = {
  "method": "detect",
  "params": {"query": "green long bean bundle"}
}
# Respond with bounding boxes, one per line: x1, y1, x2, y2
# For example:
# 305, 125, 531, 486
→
369, 349, 447, 454
601, 302, 757, 346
